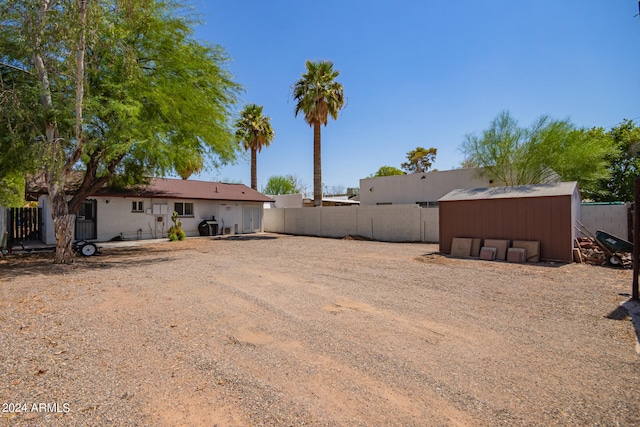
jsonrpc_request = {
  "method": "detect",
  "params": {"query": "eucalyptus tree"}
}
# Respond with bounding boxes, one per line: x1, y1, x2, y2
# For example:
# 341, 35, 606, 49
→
0, 0, 241, 263
401, 147, 437, 173
235, 104, 275, 190
293, 60, 345, 206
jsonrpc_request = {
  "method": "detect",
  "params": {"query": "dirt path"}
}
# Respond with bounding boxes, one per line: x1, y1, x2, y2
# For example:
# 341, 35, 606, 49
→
1, 234, 639, 426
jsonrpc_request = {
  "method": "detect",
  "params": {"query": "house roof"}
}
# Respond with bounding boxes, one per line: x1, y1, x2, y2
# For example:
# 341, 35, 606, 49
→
438, 181, 579, 202
30, 176, 274, 203
104, 178, 274, 202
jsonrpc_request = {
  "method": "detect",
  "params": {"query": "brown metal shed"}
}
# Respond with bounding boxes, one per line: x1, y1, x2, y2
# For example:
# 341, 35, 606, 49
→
438, 182, 581, 263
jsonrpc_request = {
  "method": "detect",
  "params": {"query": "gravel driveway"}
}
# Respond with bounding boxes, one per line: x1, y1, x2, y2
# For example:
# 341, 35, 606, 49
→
1, 234, 639, 426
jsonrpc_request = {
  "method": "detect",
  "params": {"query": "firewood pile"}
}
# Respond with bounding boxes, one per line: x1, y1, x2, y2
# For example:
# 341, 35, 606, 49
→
575, 237, 630, 267
576, 237, 607, 265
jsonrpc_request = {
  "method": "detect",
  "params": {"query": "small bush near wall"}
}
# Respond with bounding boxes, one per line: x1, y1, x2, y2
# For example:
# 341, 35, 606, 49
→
168, 211, 187, 241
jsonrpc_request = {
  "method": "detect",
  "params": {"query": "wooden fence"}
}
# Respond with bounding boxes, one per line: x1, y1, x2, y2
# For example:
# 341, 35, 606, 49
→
8, 207, 42, 242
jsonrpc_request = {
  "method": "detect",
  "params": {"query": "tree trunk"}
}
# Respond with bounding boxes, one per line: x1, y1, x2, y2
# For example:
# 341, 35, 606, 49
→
251, 147, 257, 190
48, 181, 75, 264
313, 122, 322, 207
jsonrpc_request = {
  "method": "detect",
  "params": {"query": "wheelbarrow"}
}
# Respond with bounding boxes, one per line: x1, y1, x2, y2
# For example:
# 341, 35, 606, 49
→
594, 230, 633, 267
575, 220, 632, 267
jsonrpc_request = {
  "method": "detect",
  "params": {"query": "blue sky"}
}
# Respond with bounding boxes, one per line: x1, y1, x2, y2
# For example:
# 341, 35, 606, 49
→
190, 0, 640, 194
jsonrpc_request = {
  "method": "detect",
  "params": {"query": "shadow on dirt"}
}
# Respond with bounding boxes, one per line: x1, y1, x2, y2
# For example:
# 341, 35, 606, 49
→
0, 246, 177, 279
618, 299, 640, 354
415, 252, 566, 268
216, 235, 278, 242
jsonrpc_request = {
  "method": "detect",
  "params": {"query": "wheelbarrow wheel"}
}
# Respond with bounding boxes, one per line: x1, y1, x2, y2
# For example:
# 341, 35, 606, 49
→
608, 255, 623, 267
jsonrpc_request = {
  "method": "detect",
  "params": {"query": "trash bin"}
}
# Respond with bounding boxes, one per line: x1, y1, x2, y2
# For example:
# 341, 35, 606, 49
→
198, 219, 218, 236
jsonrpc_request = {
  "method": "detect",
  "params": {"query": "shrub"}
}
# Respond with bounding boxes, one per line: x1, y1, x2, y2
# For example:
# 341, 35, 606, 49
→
168, 211, 186, 241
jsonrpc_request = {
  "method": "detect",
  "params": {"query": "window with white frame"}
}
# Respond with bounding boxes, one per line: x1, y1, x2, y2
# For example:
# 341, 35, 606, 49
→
174, 202, 194, 216
132, 201, 144, 212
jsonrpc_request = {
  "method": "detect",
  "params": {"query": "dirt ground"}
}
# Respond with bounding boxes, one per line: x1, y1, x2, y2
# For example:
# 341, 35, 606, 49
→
0, 233, 639, 426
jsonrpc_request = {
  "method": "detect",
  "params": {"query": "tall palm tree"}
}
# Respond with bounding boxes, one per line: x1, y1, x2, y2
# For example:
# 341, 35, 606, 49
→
235, 104, 275, 190
293, 61, 345, 206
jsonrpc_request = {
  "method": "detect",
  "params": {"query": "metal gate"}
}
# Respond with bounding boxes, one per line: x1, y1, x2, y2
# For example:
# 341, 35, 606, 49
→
8, 207, 42, 243
75, 199, 97, 240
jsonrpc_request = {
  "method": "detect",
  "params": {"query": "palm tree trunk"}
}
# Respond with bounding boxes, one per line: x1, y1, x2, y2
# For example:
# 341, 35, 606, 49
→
251, 147, 257, 190
313, 122, 322, 207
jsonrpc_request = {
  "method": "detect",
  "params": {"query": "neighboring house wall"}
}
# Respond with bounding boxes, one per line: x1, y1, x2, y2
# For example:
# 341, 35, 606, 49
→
271, 194, 304, 208
264, 205, 439, 242
37, 195, 263, 244
580, 203, 629, 241
359, 168, 497, 206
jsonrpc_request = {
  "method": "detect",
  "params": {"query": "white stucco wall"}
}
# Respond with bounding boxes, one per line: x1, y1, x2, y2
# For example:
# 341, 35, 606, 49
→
38, 195, 263, 243
359, 168, 497, 206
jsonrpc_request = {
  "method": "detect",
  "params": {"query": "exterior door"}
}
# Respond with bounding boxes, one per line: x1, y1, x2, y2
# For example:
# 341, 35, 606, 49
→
243, 205, 261, 233
75, 200, 97, 240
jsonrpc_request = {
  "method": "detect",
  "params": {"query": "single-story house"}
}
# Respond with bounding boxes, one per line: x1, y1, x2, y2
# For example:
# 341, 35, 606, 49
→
438, 181, 581, 263
31, 177, 274, 244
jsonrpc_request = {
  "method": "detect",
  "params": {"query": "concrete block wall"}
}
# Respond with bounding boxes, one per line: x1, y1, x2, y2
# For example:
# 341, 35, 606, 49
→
264, 205, 439, 242
356, 205, 421, 241
321, 207, 358, 237
421, 208, 439, 242
580, 204, 629, 240
264, 208, 285, 233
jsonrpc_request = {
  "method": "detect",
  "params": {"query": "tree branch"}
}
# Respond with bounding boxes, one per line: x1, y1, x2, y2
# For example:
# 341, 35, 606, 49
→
0, 62, 33, 76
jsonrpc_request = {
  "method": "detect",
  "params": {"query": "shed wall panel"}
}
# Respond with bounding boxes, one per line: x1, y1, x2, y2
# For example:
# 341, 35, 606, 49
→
439, 195, 572, 262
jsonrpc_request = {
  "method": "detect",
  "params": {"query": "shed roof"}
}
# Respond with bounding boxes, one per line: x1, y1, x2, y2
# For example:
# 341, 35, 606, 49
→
438, 181, 578, 202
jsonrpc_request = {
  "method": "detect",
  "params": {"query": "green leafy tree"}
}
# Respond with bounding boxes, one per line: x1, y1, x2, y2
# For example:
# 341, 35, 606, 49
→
0, 173, 26, 207
590, 119, 640, 201
541, 126, 614, 199
0, 0, 241, 263
235, 104, 275, 190
293, 60, 345, 206
263, 175, 300, 195
401, 147, 437, 173
461, 111, 614, 188
369, 166, 405, 177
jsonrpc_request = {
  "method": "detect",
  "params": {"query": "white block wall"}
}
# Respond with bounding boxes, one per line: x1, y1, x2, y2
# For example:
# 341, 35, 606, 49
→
580, 204, 629, 240
264, 205, 439, 242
